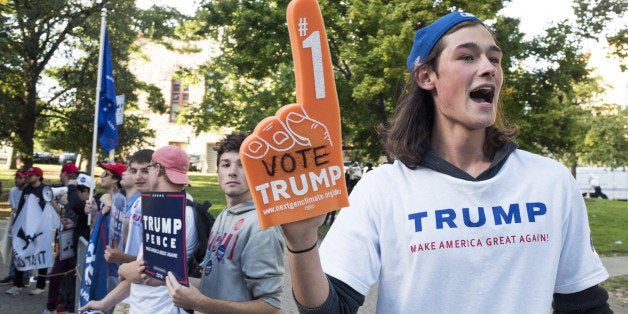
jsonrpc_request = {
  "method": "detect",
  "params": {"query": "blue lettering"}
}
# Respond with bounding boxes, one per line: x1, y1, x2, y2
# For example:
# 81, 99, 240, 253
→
526, 202, 546, 222
408, 212, 428, 232
408, 202, 547, 233
462, 207, 486, 227
492, 204, 522, 225
435, 209, 457, 229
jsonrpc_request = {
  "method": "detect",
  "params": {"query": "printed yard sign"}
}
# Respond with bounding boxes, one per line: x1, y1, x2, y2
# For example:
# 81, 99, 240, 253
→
142, 191, 189, 286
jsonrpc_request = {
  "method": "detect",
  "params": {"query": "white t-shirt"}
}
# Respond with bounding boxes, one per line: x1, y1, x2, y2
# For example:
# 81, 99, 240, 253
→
127, 198, 197, 314
320, 150, 608, 313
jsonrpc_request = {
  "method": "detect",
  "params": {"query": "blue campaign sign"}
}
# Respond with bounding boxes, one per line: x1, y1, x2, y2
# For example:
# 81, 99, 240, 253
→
141, 191, 189, 286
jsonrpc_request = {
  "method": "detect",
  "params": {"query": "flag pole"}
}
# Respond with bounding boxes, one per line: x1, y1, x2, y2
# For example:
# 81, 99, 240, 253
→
89, 8, 107, 225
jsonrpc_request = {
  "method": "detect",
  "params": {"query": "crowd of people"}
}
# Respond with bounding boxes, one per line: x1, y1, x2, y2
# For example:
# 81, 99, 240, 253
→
2, 133, 285, 314
1, 9, 614, 314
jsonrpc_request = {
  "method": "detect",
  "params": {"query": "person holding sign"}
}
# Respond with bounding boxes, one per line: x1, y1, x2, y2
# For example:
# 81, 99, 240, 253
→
165, 132, 285, 313
0, 169, 29, 287
280, 10, 611, 314
97, 162, 128, 295
79, 145, 198, 314
105, 149, 155, 265
6, 167, 49, 296
105, 149, 153, 314
43, 172, 93, 314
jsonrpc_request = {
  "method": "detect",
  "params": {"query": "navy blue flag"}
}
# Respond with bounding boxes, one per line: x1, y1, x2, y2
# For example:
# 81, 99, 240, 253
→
98, 27, 118, 152
142, 191, 189, 286
79, 212, 110, 310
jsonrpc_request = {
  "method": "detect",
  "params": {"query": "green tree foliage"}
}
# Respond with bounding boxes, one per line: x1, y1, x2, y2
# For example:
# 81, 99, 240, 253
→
499, 0, 626, 170
185, 0, 502, 162
0, 0, 185, 168
580, 105, 627, 168
499, 21, 593, 168
181, 0, 294, 134
183, 0, 624, 167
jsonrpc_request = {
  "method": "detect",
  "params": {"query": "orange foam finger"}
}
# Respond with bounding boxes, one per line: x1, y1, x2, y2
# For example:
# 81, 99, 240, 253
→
241, 0, 348, 228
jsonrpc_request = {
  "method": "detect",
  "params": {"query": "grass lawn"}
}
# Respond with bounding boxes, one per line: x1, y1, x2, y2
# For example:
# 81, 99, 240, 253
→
0, 164, 227, 217
584, 198, 627, 256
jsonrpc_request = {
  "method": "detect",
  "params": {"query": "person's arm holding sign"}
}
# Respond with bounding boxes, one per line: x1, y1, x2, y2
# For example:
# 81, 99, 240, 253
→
166, 272, 279, 313
239, 0, 357, 311
104, 238, 136, 263
79, 259, 145, 312
79, 279, 132, 312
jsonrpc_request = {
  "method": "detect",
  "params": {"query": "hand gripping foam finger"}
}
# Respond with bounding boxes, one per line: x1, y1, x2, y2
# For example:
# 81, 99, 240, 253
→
240, 0, 349, 228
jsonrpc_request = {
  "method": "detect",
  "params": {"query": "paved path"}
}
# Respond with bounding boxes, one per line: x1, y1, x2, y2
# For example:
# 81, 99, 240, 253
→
0, 219, 626, 313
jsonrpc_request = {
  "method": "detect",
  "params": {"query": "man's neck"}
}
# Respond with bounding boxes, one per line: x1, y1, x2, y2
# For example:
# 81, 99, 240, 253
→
153, 180, 185, 193
226, 196, 252, 209
107, 186, 120, 195
125, 187, 139, 199
31, 181, 41, 188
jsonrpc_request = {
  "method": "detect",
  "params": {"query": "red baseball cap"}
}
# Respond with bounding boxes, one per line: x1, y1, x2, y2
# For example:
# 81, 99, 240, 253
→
99, 162, 127, 177
62, 162, 79, 175
152, 145, 190, 185
15, 169, 27, 177
26, 167, 44, 177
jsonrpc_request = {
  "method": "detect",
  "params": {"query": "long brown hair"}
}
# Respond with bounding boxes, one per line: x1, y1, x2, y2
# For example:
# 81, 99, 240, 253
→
382, 20, 518, 169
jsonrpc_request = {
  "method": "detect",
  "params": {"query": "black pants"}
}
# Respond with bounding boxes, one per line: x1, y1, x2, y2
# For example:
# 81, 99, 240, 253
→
46, 253, 76, 311
13, 267, 47, 289
591, 186, 608, 199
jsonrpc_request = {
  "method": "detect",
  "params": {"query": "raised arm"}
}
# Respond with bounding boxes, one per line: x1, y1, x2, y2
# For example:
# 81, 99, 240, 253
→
282, 216, 329, 308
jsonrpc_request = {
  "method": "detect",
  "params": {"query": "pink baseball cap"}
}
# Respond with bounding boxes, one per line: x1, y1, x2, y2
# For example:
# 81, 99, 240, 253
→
152, 145, 190, 185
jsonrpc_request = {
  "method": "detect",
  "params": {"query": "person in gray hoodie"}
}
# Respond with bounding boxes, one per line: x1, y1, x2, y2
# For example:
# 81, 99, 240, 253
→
166, 132, 285, 314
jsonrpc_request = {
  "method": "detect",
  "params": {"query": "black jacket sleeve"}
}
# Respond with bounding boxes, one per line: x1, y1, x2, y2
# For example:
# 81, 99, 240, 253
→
296, 275, 365, 314
296, 278, 613, 313
553, 285, 612, 313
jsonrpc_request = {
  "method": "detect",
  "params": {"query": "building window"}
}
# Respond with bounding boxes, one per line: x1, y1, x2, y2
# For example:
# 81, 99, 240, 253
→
169, 80, 189, 123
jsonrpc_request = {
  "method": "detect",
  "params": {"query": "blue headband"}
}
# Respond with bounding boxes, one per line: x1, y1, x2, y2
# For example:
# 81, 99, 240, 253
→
406, 12, 481, 73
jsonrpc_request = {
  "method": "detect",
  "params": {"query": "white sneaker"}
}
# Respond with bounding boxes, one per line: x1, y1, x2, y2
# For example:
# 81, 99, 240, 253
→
5, 286, 22, 296
29, 287, 46, 295
42, 309, 53, 314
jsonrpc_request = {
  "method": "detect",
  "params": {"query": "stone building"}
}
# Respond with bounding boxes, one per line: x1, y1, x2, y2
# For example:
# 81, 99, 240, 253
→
129, 37, 227, 173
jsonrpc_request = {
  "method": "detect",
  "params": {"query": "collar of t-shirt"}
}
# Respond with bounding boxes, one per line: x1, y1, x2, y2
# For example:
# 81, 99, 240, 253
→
419, 141, 517, 182
126, 192, 141, 210
227, 199, 256, 215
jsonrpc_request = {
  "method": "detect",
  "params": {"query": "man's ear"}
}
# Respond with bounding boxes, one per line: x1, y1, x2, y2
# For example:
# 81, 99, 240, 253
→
415, 68, 435, 90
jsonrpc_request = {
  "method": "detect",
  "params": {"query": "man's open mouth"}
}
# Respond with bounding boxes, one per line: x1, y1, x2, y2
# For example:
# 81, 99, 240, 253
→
470, 86, 495, 103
